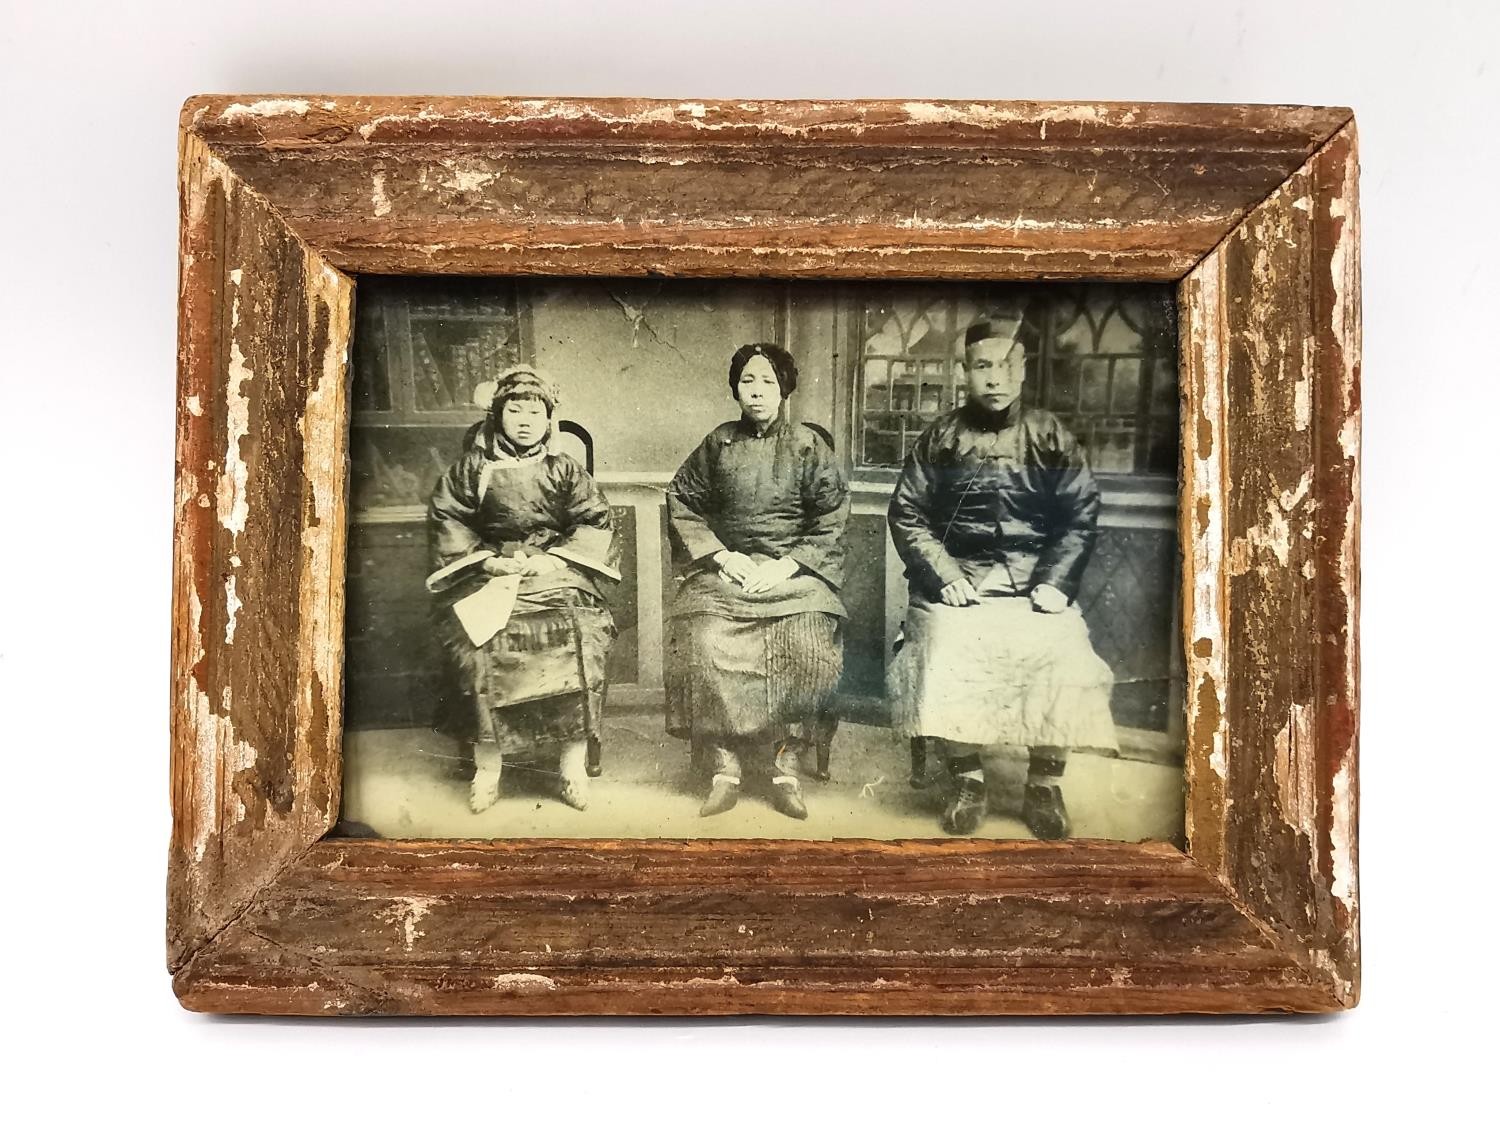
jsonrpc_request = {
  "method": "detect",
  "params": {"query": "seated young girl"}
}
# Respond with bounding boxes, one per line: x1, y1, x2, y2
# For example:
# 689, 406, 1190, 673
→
427, 365, 620, 814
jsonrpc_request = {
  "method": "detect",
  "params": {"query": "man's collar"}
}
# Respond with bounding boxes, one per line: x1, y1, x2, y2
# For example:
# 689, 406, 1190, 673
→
959, 398, 1021, 432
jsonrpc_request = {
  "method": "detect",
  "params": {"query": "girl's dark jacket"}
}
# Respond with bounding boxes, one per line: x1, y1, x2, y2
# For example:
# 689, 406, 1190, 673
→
887, 402, 1100, 604
427, 421, 620, 599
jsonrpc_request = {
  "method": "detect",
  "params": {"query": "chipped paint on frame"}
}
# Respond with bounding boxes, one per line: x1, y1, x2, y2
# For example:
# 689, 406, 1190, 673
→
170, 127, 352, 967
293, 246, 352, 826
1179, 252, 1230, 880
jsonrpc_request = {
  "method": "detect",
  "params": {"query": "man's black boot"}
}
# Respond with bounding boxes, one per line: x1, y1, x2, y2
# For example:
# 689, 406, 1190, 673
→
940, 755, 987, 835
1022, 749, 1071, 840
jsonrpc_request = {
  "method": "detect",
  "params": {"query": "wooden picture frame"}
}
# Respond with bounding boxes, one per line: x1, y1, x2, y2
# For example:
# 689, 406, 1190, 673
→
170, 96, 1359, 1015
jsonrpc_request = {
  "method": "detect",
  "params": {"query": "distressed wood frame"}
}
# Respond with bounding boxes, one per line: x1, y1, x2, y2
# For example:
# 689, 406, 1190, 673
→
170, 96, 1360, 1015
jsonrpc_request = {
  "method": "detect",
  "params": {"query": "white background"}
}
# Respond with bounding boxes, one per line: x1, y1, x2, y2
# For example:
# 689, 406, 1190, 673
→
2, 1, 1495, 1138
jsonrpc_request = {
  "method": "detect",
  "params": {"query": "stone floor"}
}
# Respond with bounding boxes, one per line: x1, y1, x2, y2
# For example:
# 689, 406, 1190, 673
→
340, 708, 1185, 843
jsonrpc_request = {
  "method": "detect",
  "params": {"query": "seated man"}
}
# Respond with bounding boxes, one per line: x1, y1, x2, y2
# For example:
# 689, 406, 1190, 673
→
886, 311, 1118, 838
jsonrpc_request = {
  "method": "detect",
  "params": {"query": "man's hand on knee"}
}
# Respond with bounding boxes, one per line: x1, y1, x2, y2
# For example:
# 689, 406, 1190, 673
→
939, 578, 981, 607
1030, 583, 1069, 613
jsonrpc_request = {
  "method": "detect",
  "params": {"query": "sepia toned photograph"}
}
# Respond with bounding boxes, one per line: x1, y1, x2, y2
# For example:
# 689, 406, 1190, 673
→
338, 278, 1185, 842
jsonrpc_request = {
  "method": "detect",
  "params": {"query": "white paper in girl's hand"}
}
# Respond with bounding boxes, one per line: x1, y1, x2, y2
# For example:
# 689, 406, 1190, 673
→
452, 574, 522, 646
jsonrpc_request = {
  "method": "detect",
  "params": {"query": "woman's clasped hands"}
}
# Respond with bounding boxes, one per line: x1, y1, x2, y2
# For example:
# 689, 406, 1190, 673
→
713, 550, 798, 595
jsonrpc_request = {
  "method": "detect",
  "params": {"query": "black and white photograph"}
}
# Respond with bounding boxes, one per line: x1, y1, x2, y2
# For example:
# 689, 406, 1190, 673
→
339, 279, 1186, 841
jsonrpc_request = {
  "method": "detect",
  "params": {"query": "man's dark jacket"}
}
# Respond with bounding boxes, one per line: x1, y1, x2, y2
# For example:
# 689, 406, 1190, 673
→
887, 403, 1101, 603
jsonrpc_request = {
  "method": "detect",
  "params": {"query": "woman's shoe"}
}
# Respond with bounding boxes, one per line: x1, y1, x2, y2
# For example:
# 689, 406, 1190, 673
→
700, 776, 740, 817
557, 739, 592, 811
769, 779, 809, 820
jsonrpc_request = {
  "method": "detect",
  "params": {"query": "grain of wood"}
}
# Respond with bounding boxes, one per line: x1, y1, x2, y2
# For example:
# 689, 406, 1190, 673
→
170, 131, 351, 969
183, 96, 1351, 280
1176, 123, 1360, 1005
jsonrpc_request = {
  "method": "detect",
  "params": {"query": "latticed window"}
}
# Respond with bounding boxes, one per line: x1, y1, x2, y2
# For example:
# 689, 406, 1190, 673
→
351, 280, 526, 510
854, 285, 1177, 476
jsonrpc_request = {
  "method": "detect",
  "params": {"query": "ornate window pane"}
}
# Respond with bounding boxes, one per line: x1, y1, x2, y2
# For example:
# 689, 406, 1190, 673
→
856, 289, 1044, 467
853, 284, 1177, 476
1112, 358, 1142, 414
1037, 285, 1177, 475
351, 280, 527, 507
408, 291, 522, 411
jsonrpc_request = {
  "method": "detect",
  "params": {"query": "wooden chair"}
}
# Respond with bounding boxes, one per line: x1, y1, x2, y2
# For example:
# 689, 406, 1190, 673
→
803, 422, 841, 782
557, 420, 607, 777
908, 737, 933, 788
889, 617, 934, 789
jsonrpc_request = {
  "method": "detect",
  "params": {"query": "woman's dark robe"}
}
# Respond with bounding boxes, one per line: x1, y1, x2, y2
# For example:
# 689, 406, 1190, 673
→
664, 414, 850, 742
428, 423, 619, 753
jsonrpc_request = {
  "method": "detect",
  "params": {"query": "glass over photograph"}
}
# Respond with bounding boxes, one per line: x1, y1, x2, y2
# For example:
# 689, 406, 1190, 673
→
337, 278, 1185, 842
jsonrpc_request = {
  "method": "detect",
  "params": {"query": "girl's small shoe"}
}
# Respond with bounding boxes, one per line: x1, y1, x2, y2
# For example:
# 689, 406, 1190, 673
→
469, 748, 504, 814
558, 778, 590, 811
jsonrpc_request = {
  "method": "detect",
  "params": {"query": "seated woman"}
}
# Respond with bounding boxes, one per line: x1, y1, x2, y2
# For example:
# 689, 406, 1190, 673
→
665, 343, 850, 820
887, 313, 1117, 839
427, 365, 620, 814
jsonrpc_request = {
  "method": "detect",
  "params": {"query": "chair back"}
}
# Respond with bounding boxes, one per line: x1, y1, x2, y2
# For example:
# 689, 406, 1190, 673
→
803, 421, 835, 451
557, 420, 595, 474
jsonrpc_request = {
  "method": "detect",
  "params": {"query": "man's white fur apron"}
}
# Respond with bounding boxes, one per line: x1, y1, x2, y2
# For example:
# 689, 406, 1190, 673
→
887, 595, 1118, 751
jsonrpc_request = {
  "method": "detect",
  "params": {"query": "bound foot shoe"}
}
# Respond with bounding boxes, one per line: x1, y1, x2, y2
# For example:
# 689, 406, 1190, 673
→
585, 740, 603, 778
470, 744, 504, 813
700, 779, 740, 817
558, 779, 590, 812
770, 782, 809, 820
469, 767, 502, 814
940, 777, 988, 835
1021, 782, 1071, 840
